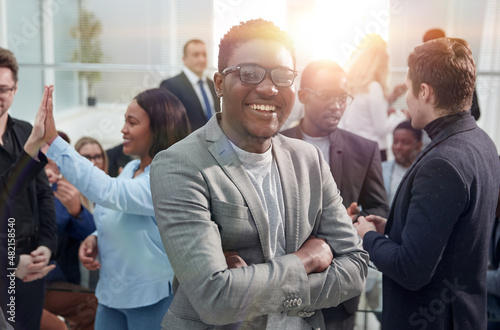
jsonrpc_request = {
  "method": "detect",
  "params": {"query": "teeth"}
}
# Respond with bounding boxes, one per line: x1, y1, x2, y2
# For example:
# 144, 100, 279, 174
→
250, 104, 276, 112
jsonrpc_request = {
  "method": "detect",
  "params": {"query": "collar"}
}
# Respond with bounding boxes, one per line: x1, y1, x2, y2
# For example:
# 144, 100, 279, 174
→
424, 110, 472, 140
6, 115, 14, 131
182, 67, 205, 85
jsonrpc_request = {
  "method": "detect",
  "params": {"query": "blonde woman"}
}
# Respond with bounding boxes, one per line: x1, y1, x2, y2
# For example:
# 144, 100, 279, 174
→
74, 137, 109, 212
340, 34, 409, 160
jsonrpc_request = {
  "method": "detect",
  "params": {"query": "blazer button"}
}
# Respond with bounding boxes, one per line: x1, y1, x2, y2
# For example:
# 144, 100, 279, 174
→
298, 311, 315, 318
284, 300, 290, 308
297, 298, 302, 306
293, 299, 298, 307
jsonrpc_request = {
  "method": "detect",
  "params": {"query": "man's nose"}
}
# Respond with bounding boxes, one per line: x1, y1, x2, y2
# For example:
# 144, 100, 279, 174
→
255, 75, 278, 96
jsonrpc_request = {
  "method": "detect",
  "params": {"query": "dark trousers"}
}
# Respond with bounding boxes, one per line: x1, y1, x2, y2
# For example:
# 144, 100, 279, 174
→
1, 275, 45, 330
323, 305, 355, 330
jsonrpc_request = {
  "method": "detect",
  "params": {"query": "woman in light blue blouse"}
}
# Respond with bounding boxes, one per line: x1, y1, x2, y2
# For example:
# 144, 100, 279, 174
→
40, 87, 190, 329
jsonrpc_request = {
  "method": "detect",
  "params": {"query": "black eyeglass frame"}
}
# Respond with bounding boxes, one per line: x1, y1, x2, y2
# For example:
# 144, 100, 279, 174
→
302, 87, 354, 106
221, 64, 298, 87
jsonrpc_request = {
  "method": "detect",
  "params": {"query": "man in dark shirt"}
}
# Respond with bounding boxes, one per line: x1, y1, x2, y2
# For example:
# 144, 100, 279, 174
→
0, 47, 57, 329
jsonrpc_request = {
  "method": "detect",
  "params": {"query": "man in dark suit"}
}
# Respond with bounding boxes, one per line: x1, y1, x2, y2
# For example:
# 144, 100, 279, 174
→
0, 49, 57, 329
281, 59, 388, 330
160, 39, 220, 131
356, 38, 500, 329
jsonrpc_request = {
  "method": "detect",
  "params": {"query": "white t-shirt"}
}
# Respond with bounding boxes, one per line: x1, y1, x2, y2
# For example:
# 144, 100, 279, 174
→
302, 132, 331, 164
231, 142, 312, 330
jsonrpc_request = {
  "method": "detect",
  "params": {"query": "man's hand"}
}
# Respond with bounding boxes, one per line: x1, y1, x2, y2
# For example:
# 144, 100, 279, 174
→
30, 85, 58, 150
54, 179, 82, 217
15, 255, 33, 280
79, 235, 100, 270
23, 85, 54, 157
354, 215, 387, 239
294, 236, 333, 274
224, 251, 248, 269
347, 202, 360, 222
365, 215, 387, 235
15, 246, 56, 282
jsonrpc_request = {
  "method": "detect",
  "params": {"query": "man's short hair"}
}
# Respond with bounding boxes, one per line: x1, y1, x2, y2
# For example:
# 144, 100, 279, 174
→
183, 39, 205, 57
0, 47, 19, 83
407, 37, 476, 114
394, 121, 422, 142
423, 28, 446, 42
217, 18, 296, 73
300, 59, 345, 89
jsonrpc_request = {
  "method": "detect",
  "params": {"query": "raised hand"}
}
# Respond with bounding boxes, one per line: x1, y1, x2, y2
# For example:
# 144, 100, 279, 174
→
24, 85, 54, 156
30, 85, 58, 147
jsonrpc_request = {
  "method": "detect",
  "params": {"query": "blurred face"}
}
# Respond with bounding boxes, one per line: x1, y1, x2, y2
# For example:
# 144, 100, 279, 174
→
214, 39, 295, 153
183, 42, 207, 77
0, 67, 17, 119
392, 128, 422, 168
79, 143, 105, 171
121, 100, 152, 159
300, 69, 348, 137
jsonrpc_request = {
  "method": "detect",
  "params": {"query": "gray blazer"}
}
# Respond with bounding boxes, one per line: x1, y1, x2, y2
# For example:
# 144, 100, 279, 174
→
150, 115, 368, 329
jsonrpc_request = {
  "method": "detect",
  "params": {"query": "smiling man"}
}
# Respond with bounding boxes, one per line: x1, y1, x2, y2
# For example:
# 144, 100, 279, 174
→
282, 59, 388, 330
151, 19, 368, 329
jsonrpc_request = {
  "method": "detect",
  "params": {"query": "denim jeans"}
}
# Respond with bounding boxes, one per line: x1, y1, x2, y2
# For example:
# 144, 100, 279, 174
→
95, 294, 174, 330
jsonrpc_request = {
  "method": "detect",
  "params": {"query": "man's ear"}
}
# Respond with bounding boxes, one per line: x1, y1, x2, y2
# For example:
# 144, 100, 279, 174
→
420, 83, 433, 104
297, 89, 307, 104
213, 72, 223, 97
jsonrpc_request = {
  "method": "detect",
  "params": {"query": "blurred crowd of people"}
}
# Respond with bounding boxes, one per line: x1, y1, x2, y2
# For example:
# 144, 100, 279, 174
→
0, 19, 499, 330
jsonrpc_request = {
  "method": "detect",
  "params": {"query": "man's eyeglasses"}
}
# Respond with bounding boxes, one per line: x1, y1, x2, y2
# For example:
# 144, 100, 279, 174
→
0, 86, 16, 95
222, 64, 298, 87
302, 87, 354, 106
82, 154, 104, 163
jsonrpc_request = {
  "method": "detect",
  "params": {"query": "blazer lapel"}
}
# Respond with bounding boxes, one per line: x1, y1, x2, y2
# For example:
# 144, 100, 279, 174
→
206, 117, 272, 261
272, 137, 301, 254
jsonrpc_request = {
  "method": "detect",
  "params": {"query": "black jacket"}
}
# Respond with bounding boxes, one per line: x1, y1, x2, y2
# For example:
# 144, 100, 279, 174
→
0, 117, 57, 267
364, 113, 500, 329
281, 124, 389, 217
160, 72, 220, 131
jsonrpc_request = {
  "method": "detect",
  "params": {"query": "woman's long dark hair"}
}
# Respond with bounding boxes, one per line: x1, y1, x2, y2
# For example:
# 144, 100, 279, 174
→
135, 88, 191, 158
